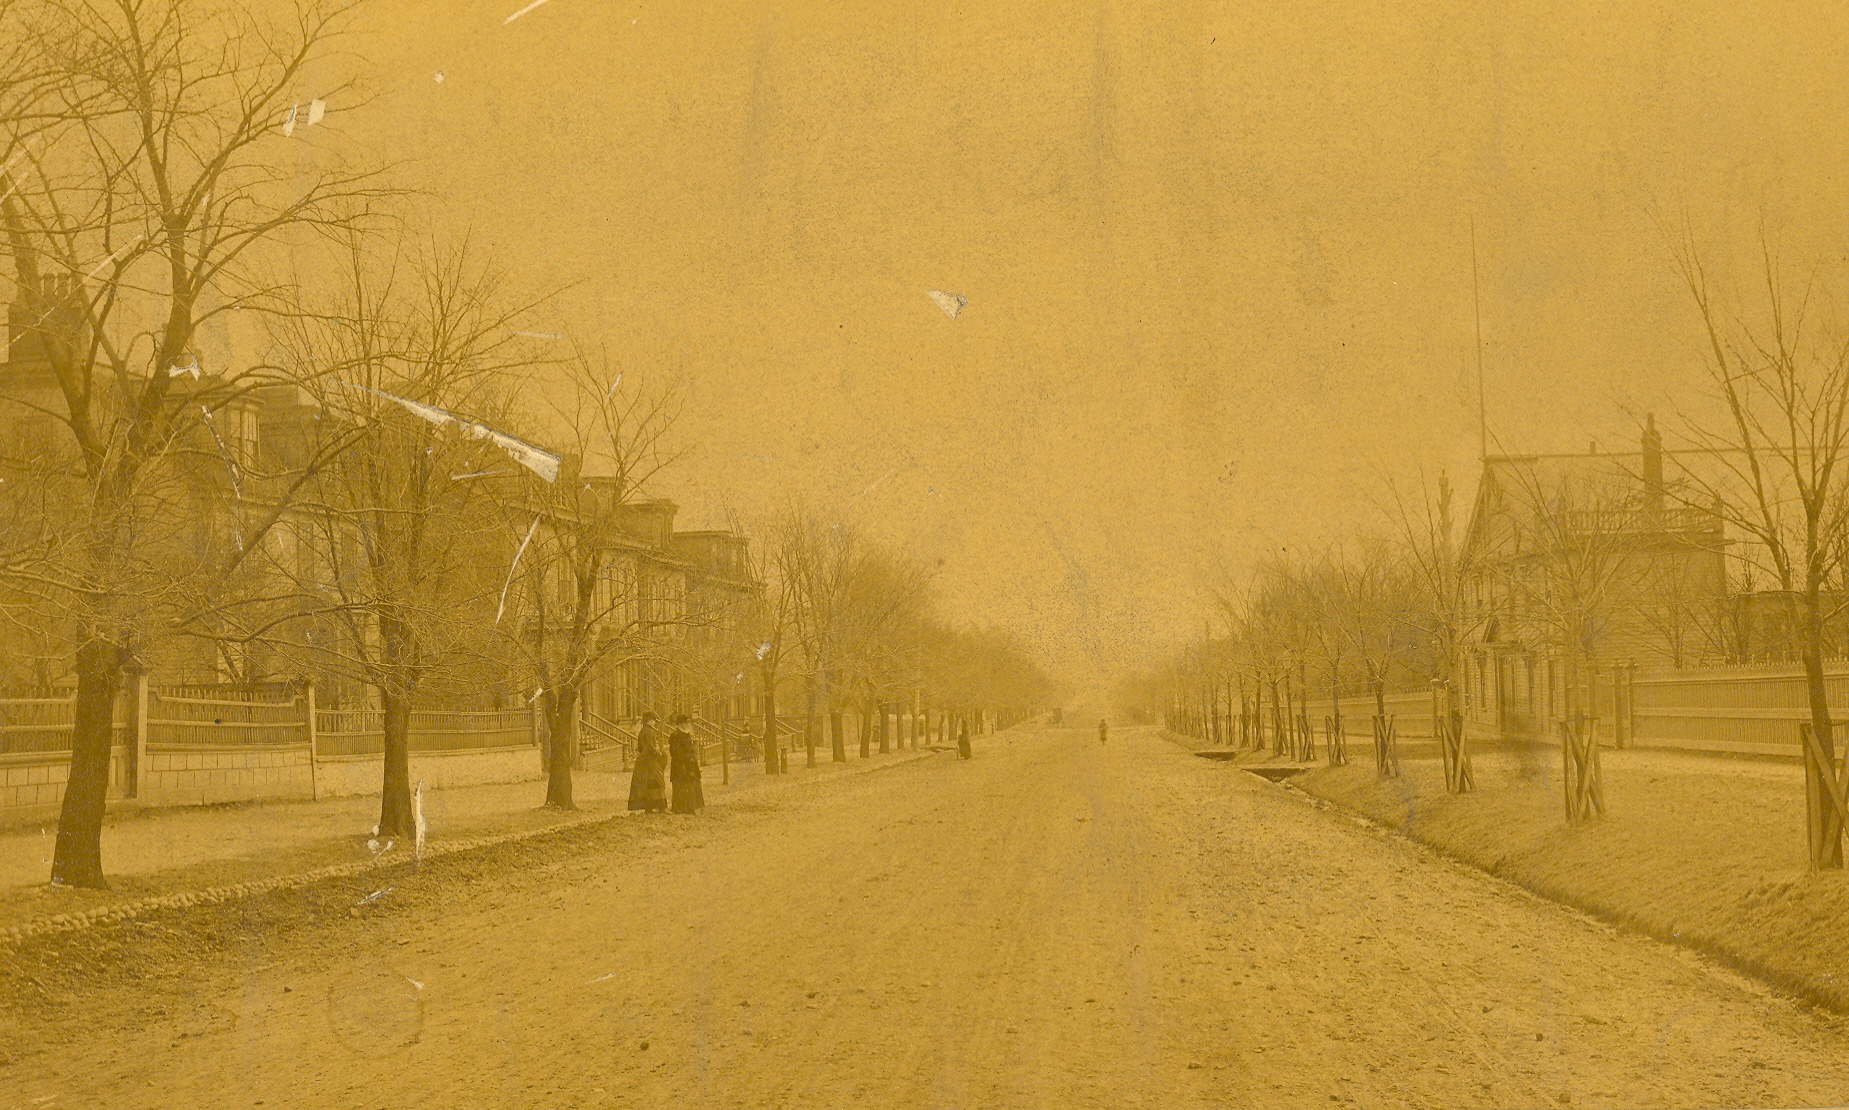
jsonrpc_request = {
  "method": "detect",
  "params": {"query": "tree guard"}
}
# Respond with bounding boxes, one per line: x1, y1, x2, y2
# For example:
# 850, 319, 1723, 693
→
1373, 714, 1400, 778
1801, 723, 1848, 870
1324, 714, 1347, 766
1560, 714, 1604, 823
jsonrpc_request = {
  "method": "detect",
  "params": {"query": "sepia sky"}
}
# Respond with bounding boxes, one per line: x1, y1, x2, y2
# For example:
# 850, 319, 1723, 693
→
327, 0, 1849, 687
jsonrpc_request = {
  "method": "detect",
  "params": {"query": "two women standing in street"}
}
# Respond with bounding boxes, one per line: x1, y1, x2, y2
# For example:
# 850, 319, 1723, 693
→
627, 710, 705, 815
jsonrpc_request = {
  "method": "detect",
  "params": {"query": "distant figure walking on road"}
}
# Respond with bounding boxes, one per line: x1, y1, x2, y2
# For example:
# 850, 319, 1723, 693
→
627, 712, 668, 813
957, 719, 972, 760
1099, 719, 1108, 746
668, 713, 705, 814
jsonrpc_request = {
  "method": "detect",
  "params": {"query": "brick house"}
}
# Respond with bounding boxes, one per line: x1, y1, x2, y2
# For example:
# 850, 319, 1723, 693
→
0, 294, 758, 719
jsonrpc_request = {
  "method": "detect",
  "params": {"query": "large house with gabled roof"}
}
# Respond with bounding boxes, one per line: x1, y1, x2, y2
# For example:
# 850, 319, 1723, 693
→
1456, 418, 1728, 739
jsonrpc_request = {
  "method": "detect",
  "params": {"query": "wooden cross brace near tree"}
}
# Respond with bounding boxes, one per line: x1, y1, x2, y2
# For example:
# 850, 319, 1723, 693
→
1373, 713, 1400, 778
1654, 229, 1849, 866
1800, 722, 1848, 870
1435, 681, 1475, 794
1438, 711, 1475, 794
1560, 714, 1605, 823
1324, 713, 1346, 766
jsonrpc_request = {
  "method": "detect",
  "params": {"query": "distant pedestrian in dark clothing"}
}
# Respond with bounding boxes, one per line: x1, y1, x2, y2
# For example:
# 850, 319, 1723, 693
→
1099, 719, 1108, 746
668, 713, 704, 814
627, 712, 668, 812
957, 720, 972, 760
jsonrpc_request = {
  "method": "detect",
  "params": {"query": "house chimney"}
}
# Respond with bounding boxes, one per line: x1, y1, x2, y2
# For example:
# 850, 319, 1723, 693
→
1642, 413, 1664, 519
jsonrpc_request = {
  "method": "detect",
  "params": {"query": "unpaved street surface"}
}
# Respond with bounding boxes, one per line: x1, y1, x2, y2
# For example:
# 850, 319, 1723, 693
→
9, 726, 1849, 1108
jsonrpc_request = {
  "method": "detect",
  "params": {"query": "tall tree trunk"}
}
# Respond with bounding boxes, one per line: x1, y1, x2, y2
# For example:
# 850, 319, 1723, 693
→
1286, 666, 1301, 754
50, 636, 125, 888
803, 672, 819, 768
878, 701, 890, 754
763, 681, 781, 775
859, 697, 873, 759
1330, 662, 1342, 726
1270, 679, 1285, 755
1804, 581, 1843, 866
545, 684, 579, 809
821, 666, 844, 762
379, 689, 415, 838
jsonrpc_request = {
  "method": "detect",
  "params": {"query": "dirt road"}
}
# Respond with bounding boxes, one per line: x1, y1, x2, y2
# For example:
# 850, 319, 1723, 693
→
9, 725, 1849, 1108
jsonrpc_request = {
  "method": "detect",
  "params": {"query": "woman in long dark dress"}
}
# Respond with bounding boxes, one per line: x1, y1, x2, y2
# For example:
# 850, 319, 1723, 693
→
667, 713, 705, 814
627, 712, 668, 812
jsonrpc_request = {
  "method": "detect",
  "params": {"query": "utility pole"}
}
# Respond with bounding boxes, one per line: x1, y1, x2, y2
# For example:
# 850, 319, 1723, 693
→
1471, 214, 1488, 462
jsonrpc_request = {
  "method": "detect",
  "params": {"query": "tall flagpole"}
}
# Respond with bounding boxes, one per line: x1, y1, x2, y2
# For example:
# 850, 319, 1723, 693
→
1471, 215, 1487, 461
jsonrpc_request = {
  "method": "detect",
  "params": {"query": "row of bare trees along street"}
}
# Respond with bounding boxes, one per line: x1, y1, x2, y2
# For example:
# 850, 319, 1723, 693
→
0, 0, 1062, 888
1129, 235, 1849, 865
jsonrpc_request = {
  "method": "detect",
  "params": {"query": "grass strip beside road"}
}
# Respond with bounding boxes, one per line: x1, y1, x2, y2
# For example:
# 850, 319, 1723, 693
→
0, 747, 940, 942
1270, 745, 1849, 1012
0, 744, 952, 1070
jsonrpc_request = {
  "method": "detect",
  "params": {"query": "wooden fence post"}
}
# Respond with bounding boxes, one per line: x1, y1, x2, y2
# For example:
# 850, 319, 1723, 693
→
304, 681, 319, 802
127, 671, 149, 800
720, 700, 731, 785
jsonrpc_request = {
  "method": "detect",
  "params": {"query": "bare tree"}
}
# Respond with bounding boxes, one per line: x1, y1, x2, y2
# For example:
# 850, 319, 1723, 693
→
761, 512, 933, 765
1383, 471, 1481, 792
742, 531, 797, 775
0, 0, 390, 886
502, 346, 681, 808
1660, 234, 1849, 865
919, 622, 1059, 738
276, 236, 542, 840
835, 544, 932, 757
768, 512, 854, 767
1487, 458, 1655, 821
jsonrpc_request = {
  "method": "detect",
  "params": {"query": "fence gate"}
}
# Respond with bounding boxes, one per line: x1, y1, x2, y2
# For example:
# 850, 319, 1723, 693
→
1560, 715, 1604, 823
